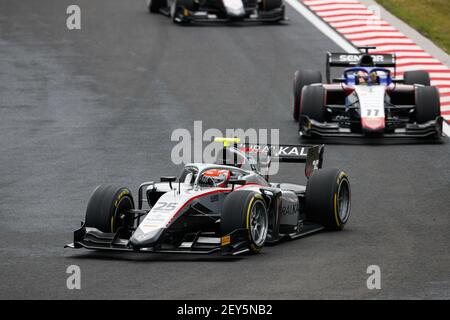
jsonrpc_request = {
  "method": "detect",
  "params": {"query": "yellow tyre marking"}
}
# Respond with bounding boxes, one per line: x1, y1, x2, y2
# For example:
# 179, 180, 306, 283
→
111, 191, 129, 232
334, 193, 341, 228
246, 197, 256, 230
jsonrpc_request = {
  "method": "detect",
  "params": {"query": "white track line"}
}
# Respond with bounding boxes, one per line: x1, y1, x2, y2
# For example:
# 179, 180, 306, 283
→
286, 0, 450, 137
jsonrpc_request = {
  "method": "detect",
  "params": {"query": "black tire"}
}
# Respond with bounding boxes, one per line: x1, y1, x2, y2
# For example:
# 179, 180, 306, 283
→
261, 0, 282, 11
221, 190, 268, 253
415, 86, 441, 123
85, 184, 135, 233
404, 70, 430, 86
305, 168, 350, 231
148, 0, 166, 13
293, 70, 322, 121
299, 85, 326, 123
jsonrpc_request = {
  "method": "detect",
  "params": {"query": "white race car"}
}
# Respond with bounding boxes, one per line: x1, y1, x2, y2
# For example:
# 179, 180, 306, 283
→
293, 47, 443, 138
66, 138, 351, 256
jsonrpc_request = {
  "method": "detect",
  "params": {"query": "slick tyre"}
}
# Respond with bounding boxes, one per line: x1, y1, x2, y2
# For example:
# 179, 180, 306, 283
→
147, 0, 166, 13
415, 86, 441, 123
403, 70, 430, 86
221, 191, 268, 253
305, 169, 350, 231
293, 70, 322, 121
85, 184, 135, 233
300, 85, 326, 123
261, 0, 282, 11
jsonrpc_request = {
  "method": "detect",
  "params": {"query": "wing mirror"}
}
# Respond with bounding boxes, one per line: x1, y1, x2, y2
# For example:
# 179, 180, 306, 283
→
228, 179, 246, 191
161, 176, 177, 189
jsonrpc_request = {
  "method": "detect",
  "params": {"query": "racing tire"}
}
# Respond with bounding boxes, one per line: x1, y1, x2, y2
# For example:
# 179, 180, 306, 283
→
147, 0, 166, 13
299, 85, 326, 123
293, 70, 322, 121
221, 190, 268, 253
261, 0, 282, 11
305, 168, 350, 231
85, 184, 135, 233
403, 70, 430, 86
415, 86, 441, 123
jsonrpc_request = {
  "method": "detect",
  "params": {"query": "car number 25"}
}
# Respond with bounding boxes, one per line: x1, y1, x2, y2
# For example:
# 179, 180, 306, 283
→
153, 202, 177, 211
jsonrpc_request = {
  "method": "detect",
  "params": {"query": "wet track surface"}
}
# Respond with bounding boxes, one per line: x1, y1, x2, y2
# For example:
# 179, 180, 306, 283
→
0, 0, 449, 299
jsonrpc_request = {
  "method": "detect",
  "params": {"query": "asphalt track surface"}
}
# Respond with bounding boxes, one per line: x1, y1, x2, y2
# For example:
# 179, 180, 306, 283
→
0, 0, 449, 299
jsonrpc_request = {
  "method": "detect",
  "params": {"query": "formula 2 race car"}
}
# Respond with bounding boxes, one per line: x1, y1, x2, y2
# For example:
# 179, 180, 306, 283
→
66, 137, 350, 256
292, 47, 443, 138
147, 0, 286, 23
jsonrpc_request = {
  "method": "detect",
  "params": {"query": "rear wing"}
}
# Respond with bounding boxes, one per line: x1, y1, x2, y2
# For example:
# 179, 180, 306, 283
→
326, 47, 396, 83
237, 143, 324, 178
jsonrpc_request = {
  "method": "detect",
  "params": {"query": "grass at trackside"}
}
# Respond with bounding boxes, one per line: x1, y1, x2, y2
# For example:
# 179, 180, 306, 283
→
376, 0, 450, 54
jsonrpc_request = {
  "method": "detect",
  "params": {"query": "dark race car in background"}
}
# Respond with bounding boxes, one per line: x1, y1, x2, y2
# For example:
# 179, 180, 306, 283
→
292, 47, 443, 139
147, 0, 286, 23
66, 138, 351, 256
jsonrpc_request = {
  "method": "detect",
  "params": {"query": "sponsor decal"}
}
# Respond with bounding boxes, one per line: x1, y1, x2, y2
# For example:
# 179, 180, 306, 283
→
221, 235, 231, 246
237, 144, 308, 158
338, 54, 387, 63
281, 203, 299, 216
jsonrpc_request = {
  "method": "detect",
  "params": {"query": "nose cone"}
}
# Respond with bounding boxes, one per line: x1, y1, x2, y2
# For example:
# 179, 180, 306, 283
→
223, 0, 246, 18
362, 117, 385, 131
129, 227, 164, 249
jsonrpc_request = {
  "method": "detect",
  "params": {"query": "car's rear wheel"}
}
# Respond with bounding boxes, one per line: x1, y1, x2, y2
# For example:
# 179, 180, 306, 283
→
305, 169, 350, 231
147, 0, 166, 13
85, 184, 135, 234
221, 191, 268, 253
404, 70, 430, 86
293, 70, 322, 121
415, 86, 441, 123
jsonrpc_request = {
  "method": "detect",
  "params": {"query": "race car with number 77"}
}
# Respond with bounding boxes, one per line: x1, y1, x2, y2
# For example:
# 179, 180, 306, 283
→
293, 47, 443, 138
66, 137, 351, 256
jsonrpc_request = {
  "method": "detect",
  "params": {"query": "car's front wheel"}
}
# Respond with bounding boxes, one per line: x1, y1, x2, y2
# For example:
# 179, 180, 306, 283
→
221, 191, 268, 253
147, 0, 166, 13
261, 0, 282, 11
300, 85, 326, 122
403, 70, 430, 86
415, 86, 441, 123
293, 70, 322, 121
85, 184, 135, 234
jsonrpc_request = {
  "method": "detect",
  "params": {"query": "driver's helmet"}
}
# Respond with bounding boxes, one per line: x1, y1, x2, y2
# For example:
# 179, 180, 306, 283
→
199, 169, 231, 188
369, 71, 379, 84
356, 71, 369, 85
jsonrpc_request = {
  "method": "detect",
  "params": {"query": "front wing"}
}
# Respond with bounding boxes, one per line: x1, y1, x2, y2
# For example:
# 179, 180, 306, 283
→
65, 223, 252, 256
172, 7, 286, 23
299, 115, 444, 138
